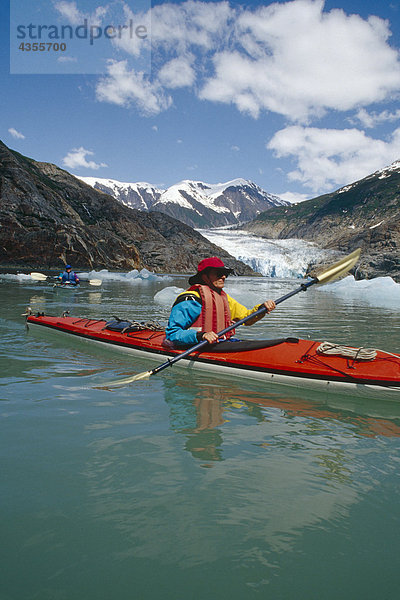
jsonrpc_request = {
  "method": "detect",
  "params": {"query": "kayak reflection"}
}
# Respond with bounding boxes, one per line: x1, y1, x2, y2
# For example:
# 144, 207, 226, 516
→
163, 374, 400, 464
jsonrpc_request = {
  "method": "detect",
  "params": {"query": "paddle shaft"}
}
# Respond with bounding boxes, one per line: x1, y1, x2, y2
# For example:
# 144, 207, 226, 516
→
150, 278, 318, 376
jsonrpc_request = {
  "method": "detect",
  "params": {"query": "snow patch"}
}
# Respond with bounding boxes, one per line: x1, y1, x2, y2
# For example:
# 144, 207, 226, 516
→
369, 221, 383, 229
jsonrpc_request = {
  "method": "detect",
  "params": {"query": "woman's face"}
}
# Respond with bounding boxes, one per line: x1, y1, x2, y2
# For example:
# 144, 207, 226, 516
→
201, 268, 227, 291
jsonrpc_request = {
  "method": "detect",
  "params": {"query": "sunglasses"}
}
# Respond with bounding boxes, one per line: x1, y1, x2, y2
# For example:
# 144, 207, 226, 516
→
214, 268, 229, 278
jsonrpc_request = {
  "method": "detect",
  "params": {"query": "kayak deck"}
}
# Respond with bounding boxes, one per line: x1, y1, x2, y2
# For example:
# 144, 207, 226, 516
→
26, 314, 400, 397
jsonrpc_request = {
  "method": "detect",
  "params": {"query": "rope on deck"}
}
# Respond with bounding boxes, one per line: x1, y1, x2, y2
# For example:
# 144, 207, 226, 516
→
316, 341, 377, 361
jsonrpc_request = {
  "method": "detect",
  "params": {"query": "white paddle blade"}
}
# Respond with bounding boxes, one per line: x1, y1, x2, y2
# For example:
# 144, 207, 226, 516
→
30, 272, 47, 281
89, 279, 102, 286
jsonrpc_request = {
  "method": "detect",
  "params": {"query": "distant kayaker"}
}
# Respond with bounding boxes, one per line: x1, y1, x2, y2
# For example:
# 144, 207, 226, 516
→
166, 257, 275, 347
59, 265, 80, 285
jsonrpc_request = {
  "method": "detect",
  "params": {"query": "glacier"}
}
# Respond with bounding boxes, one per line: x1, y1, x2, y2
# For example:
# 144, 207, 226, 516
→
198, 228, 332, 278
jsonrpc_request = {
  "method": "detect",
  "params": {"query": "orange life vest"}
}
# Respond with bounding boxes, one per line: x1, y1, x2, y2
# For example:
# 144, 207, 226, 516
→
188, 284, 234, 339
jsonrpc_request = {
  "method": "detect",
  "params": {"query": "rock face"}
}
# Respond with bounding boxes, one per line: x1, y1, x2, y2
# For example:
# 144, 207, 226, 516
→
0, 141, 254, 275
79, 176, 287, 228
244, 162, 400, 281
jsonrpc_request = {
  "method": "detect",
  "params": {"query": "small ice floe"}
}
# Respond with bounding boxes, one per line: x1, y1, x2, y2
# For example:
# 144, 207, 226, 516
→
154, 286, 185, 304
0, 273, 39, 283
78, 268, 169, 283
320, 275, 400, 308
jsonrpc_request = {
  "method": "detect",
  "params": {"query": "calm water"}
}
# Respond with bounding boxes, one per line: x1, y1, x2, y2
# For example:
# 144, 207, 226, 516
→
1, 274, 400, 600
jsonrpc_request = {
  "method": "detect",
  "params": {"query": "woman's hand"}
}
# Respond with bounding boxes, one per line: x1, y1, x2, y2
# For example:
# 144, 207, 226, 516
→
202, 331, 219, 344
263, 300, 276, 313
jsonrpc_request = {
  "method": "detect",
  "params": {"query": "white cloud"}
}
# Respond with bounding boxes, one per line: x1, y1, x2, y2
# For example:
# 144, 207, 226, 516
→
54, 1, 107, 26
57, 56, 78, 63
62, 147, 107, 170
54, 1, 82, 25
200, 0, 400, 120
94, 1, 400, 124
105, 3, 150, 57
279, 191, 311, 204
149, 1, 232, 51
158, 56, 195, 89
267, 126, 400, 193
96, 60, 172, 116
354, 108, 400, 128
8, 128, 25, 139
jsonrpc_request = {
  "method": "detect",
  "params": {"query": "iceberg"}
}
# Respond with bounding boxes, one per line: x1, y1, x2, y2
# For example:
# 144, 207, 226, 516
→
154, 286, 185, 304
320, 275, 400, 309
78, 268, 169, 283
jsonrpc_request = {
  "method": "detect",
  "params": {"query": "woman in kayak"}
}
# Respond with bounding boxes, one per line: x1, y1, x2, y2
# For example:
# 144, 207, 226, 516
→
59, 265, 80, 285
166, 257, 275, 347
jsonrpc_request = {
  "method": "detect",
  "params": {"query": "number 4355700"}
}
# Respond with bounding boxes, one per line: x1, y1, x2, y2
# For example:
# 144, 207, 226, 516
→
18, 42, 67, 51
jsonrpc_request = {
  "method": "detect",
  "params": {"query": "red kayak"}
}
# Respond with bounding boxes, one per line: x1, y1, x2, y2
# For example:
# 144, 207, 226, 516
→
25, 313, 400, 398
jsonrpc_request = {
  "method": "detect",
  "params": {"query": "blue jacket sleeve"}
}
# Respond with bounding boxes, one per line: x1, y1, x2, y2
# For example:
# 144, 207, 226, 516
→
165, 298, 202, 347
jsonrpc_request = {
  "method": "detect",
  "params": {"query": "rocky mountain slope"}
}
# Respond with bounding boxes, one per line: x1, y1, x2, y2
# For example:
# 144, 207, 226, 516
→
79, 176, 287, 228
243, 162, 400, 281
0, 141, 254, 275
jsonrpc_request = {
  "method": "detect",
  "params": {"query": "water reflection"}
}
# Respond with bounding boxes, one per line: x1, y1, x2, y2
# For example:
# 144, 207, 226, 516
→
69, 373, 400, 572
163, 375, 400, 467
27, 294, 47, 305
85, 291, 102, 304
164, 380, 269, 463
166, 385, 225, 462
3, 278, 400, 596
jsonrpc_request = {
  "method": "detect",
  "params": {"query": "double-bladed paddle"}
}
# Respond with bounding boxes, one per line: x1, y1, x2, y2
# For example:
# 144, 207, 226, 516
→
30, 272, 48, 281
30, 272, 102, 286
104, 248, 361, 387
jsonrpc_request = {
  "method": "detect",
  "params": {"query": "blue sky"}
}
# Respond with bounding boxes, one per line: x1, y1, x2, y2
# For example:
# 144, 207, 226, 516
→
1, 0, 400, 202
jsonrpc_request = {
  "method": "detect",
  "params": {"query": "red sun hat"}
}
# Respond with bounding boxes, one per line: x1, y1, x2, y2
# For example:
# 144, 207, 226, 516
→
188, 257, 234, 285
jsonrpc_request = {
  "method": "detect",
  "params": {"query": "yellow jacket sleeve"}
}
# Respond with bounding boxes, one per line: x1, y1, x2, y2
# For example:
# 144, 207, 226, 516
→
226, 294, 264, 326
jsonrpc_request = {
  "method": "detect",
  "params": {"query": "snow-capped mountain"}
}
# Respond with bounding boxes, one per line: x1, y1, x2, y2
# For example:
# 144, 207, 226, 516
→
336, 159, 400, 195
78, 176, 287, 228
78, 177, 162, 212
